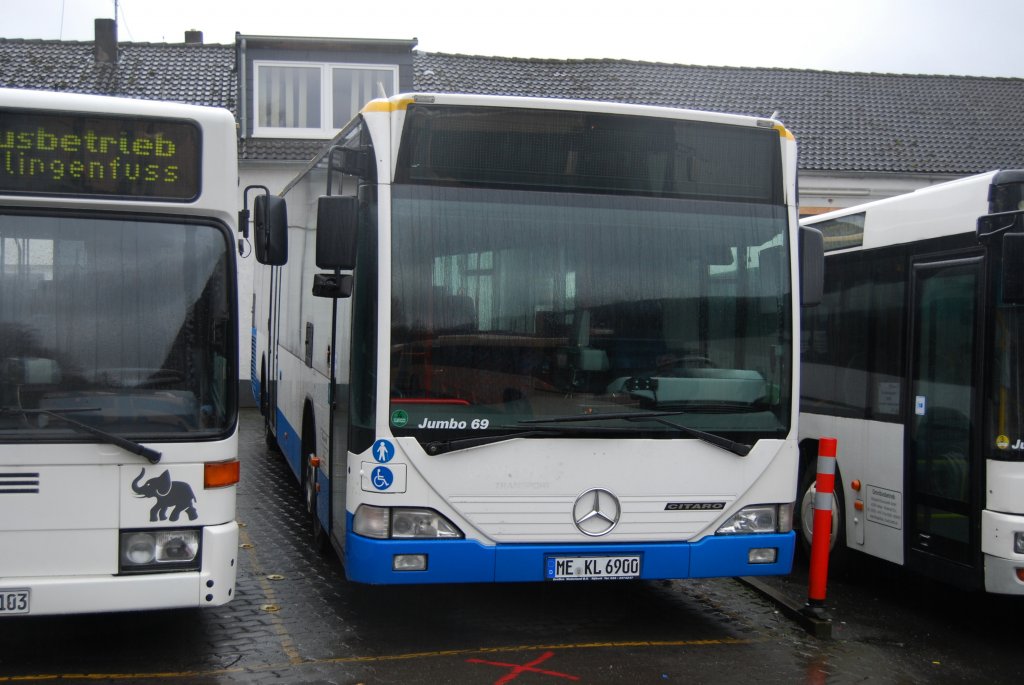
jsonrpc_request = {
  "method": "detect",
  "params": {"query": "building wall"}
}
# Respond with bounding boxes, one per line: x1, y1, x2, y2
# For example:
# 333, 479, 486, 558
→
236, 161, 310, 404
798, 170, 962, 216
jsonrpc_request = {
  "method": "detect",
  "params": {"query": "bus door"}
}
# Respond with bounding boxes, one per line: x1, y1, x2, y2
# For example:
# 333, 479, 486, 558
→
905, 255, 984, 584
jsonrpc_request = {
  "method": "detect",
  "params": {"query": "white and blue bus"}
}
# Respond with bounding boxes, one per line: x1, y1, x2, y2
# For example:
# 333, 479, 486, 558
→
250, 93, 822, 584
800, 170, 1024, 594
0, 89, 240, 615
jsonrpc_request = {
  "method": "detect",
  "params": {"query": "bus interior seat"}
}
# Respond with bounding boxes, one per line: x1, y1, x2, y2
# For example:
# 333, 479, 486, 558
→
435, 290, 477, 333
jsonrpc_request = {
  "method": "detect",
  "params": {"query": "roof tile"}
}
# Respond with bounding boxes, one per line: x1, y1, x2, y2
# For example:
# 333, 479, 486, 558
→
3, 38, 1023, 174
414, 53, 1024, 175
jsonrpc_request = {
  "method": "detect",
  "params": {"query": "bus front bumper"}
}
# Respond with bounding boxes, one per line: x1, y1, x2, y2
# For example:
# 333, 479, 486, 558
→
344, 527, 795, 585
982, 510, 1024, 595
0, 521, 237, 616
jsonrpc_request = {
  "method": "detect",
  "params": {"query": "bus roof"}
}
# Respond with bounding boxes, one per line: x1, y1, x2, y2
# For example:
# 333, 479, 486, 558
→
800, 170, 1002, 251
361, 92, 793, 138
0, 87, 233, 123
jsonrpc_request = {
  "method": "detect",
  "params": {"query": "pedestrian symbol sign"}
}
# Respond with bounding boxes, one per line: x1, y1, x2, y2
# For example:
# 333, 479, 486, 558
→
372, 439, 394, 463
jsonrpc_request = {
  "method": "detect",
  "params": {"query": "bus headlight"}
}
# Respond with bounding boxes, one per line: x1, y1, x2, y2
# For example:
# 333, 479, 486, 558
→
392, 508, 462, 539
1015, 532, 1024, 555
119, 529, 201, 573
716, 505, 789, 535
353, 505, 463, 539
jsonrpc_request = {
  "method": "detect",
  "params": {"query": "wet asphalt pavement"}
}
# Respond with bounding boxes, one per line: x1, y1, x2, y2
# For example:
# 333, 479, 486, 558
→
0, 408, 1022, 684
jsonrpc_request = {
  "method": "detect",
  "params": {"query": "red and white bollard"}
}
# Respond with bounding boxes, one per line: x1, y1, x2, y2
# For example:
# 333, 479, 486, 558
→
806, 436, 837, 616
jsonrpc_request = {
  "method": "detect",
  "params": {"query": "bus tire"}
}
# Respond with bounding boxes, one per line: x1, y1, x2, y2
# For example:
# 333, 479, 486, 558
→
260, 359, 279, 452
310, 496, 327, 553
305, 456, 327, 552
263, 411, 278, 452
302, 407, 328, 552
797, 453, 848, 570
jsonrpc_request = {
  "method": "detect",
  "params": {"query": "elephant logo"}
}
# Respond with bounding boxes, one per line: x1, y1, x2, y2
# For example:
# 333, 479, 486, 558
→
131, 469, 198, 522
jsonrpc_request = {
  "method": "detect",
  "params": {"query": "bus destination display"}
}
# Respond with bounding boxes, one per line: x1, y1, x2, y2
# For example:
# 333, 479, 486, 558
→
0, 108, 200, 200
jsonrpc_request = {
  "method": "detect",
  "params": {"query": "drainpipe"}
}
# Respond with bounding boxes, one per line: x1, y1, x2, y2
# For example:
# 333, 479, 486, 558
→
238, 34, 248, 139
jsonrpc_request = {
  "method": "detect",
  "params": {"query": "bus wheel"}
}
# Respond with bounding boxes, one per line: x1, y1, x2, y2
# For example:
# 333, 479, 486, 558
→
263, 414, 278, 451
305, 458, 327, 552
304, 455, 316, 514
302, 412, 327, 552
797, 460, 848, 569
260, 361, 279, 452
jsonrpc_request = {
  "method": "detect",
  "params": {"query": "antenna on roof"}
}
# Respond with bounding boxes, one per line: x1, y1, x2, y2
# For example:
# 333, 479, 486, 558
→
769, 110, 781, 120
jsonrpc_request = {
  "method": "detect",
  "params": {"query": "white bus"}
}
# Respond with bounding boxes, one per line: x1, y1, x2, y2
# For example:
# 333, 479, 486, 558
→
799, 170, 1024, 594
250, 93, 822, 584
0, 89, 240, 615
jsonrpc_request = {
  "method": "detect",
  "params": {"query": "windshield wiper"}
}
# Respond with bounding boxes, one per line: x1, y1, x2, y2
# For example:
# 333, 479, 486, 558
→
424, 424, 641, 455
0, 407, 162, 463
647, 402, 767, 414
520, 411, 751, 457
423, 429, 554, 455
421, 411, 752, 457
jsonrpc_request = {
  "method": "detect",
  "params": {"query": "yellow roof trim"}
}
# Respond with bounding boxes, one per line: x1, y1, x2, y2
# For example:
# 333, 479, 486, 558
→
774, 123, 795, 141
361, 97, 415, 114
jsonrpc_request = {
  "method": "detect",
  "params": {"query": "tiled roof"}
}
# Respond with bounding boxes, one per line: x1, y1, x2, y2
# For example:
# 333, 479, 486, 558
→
3, 37, 1023, 175
0, 38, 236, 108
238, 138, 327, 163
415, 53, 1024, 175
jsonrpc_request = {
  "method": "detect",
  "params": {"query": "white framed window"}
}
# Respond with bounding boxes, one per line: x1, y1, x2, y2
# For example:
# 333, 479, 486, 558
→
254, 61, 399, 138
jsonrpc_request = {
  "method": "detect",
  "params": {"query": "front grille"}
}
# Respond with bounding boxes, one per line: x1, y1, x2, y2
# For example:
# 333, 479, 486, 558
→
0, 472, 40, 494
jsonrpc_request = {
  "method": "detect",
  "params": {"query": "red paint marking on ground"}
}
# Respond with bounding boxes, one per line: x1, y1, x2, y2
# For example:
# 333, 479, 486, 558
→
466, 650, 580, 685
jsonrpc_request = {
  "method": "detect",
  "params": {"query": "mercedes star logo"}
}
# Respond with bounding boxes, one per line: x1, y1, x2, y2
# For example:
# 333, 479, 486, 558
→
573, 488, 621, 536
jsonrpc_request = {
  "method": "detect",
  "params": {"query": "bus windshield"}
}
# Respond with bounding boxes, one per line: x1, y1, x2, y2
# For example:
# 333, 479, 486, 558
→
0, 212, 234, 439
389, 185, 792, 442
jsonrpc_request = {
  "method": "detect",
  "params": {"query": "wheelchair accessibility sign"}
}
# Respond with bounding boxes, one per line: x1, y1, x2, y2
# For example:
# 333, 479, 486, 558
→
371, 466, 393, 490
361, 461, 406, 493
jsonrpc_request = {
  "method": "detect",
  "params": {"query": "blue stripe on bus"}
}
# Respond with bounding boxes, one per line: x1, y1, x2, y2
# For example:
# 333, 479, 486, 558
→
270, 407, 329, 534
342, 512, 794, 584
315, 466, 330, 530
275, 409, 302, 481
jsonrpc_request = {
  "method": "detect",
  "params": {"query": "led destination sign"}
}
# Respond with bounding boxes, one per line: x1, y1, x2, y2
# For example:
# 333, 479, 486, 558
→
0, 108, 200, 200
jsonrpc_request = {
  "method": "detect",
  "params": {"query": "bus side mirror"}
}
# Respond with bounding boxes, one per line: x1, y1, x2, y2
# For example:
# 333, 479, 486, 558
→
312, 273, 354, 299
1002, 233, 1024, 303
800, 225, 824, 307
977, 210, 1023, 239
316, 195, 359, 270
253, 195, 288, 265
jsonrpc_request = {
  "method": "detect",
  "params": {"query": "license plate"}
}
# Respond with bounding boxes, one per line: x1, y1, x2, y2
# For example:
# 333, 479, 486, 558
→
546, 555, 641, 581
0, 589, 30, 616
